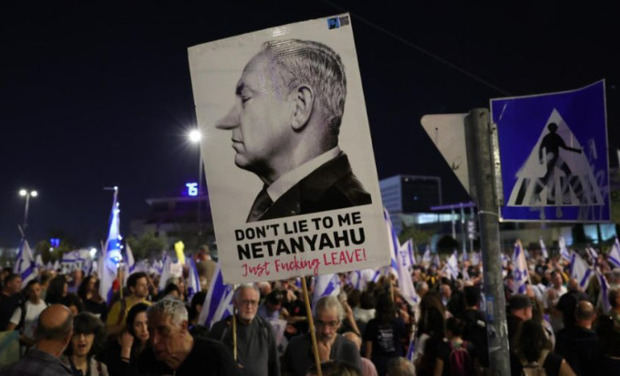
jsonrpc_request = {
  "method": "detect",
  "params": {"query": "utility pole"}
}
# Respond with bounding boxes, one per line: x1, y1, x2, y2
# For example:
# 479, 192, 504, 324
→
465, 108, 510, 375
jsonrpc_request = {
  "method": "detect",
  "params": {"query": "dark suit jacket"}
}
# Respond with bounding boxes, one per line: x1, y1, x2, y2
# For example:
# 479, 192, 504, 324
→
257, 153, 371, 221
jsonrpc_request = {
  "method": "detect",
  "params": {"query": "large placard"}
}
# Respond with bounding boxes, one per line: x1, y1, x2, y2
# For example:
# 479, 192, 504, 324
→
188, 14, 390, 283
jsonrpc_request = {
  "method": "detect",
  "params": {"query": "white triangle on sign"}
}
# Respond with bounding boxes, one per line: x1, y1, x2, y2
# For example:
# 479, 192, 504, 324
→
506, 108, 603, 207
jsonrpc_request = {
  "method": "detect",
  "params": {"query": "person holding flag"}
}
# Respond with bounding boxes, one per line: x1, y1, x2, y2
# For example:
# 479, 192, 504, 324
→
105, 272, 150, 338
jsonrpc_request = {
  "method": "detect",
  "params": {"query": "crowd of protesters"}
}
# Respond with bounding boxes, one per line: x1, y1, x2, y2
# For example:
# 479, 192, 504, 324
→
1, 243, 620, 376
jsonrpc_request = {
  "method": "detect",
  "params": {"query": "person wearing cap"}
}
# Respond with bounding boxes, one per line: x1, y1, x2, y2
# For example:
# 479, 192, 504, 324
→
507, 294, 533, 345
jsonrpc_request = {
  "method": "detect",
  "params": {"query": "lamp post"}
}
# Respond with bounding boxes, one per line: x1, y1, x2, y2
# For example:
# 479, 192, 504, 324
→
188, 129, 203, 235
19, 188, 38, 235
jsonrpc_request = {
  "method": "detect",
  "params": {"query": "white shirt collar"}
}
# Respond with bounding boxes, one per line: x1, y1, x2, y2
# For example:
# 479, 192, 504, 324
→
267, 147, 341, 202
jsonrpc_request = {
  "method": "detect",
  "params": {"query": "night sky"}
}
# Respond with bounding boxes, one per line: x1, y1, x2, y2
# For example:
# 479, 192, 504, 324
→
1, 1, 617, 247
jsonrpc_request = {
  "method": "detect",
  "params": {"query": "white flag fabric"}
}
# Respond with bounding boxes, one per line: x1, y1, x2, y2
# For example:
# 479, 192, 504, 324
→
445, 251, 459, 280
570, 252, 593, 290
312, 274, 341, 308
586, 247, 598, 264
35, 254, 44, 269
397, 239, 416, 269
471, 252, 481, 266
539, 238, 549, 259
125, 243, 136, 274
609, 238, 620, 268
596, 270, 611, 313
186, 258, 202, 300
99, 193, 122, 304
13, 240, 37, 288
559, 236, 572, 262
422, 247, 432, 265
158, 254, 173, 291
198, 263, 234, 329
512, 241, 529, 294
348, 269, 377, 291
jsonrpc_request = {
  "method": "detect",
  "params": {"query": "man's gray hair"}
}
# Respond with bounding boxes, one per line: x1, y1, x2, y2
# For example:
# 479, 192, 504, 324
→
147, 297, 188, 326
261, 39, 346, 139
233, 283, 260, 303
386, 357, 415, 376
314, 295, 344, 321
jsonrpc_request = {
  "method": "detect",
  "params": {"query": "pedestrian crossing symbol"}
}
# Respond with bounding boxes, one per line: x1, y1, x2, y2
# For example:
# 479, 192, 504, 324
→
507, 109, 604, 207
491, 80, 609, 222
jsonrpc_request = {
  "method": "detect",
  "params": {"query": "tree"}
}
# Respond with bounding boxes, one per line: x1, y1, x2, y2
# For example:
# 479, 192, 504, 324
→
126, 232, 167, 261
398, 224, 433, 248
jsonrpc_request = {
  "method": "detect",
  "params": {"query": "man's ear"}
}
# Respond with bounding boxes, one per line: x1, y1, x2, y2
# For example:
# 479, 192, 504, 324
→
290, 85, 314, 131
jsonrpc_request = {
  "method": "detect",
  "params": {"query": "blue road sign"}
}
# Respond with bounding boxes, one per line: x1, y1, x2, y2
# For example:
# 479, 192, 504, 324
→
491, 80, 609, 222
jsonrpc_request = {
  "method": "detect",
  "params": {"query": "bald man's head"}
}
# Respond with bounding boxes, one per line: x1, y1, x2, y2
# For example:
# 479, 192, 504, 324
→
342, 331, 361, 350
35, 304, 73, 342
575, 300, 595, 321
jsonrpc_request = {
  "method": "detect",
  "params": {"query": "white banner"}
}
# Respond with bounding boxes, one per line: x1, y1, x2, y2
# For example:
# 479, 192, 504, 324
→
188, 14, 389, 283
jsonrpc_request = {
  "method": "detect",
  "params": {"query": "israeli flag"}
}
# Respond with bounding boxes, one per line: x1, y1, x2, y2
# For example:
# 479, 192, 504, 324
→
383, 208, 400, 278
158, 254, 173, 291
198, 263, 234, 329
539, 238, 549, 259
596, 270, 611, 313
422, 247, 432, 265
35, 254, 44, 269
586, 247, 599, 265
98, 190, 123, 304
13, 239, 37, 288
348, 269, 378, 291
398, 239, 416, 269
609, 238, 620, 268
559, 236, 572, 262
512, 241, 529, 294
406, 335, 416, 361
570, 252, 593, 290
124, 243, 136, 274
312, 274, 341, 308
186, 257, 202, 299
445, 251, 459, 280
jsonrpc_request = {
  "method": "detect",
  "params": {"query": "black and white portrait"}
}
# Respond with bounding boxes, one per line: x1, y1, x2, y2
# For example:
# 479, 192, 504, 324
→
214, 39, 372, 222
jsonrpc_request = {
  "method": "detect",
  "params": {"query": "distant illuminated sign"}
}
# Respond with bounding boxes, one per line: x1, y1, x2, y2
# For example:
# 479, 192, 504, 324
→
185, 182, 198, 197
50, 238, 60, 248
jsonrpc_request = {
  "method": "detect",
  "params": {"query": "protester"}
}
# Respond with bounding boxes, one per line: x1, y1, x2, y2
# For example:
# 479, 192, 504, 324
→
61, 312, 109, 376
414, 292, 448, 376
78, 275, 107, 321
46, 275, 69, 305
555, 300, 600, 375
363, 293, 406, 376
512, 319, 576, 376
305, 360, 361, 376
1, 304, 74, 376
596, 286, 620, 373
101, 302, 150, 375
106, 272, 150, 337
7, 280, 47, 347
209, 284, 280, 376
282, 295, 362, 376
0, 273, 22, 330
135, 297, 240, 375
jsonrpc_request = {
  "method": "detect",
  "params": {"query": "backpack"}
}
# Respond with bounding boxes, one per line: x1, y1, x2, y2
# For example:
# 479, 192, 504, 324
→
448, 340, 474, 376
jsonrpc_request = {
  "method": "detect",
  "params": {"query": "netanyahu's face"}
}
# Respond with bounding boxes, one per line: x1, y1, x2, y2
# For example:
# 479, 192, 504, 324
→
216, 52, 294, 177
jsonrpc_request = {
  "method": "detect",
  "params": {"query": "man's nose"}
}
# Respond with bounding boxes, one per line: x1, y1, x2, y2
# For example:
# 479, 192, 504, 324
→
215, 104, 240, 130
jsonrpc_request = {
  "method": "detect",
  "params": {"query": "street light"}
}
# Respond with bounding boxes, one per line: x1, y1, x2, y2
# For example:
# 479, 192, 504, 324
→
187, 128, 204, 235
19, 188, 38, 235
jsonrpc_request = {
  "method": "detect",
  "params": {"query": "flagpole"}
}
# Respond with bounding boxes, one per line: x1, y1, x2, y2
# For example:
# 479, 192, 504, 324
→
301, 276, 322, 376
232, 312, 238, 362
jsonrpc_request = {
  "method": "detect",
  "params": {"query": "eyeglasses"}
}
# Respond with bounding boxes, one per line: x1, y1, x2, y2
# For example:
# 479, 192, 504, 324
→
240, 299, 259, 307
315, 319, 340, 328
